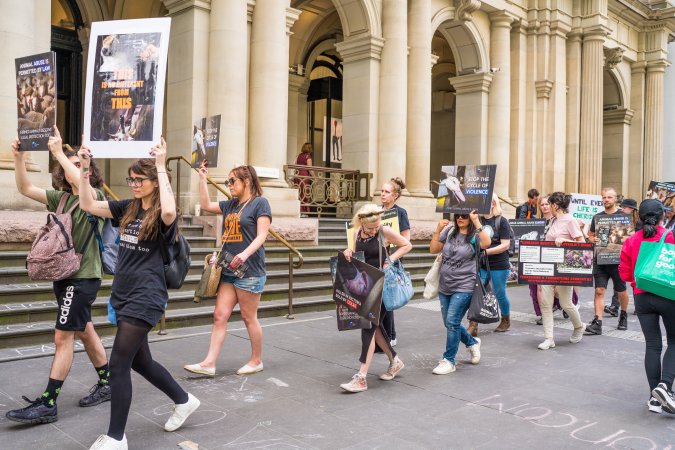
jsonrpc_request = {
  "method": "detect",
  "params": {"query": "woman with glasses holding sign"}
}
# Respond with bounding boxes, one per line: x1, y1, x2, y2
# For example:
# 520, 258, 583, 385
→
340, 204, 412, 393
77, 140, 200, 450
185, 163, 271, 377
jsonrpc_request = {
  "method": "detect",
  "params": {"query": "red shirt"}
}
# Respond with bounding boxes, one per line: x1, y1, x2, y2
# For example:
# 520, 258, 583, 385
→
619, 226, 675, 295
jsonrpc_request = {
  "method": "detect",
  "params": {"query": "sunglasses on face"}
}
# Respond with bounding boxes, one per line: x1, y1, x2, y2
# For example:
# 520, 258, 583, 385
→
225, 177, 239, 186
456, 214, 470, 219
126, 176, 156, 187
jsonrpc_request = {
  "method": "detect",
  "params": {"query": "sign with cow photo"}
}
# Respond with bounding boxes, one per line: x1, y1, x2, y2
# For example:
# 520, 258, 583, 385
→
83, 18, 171, 158
15, 52, 57, 151
191, 114, 221, 168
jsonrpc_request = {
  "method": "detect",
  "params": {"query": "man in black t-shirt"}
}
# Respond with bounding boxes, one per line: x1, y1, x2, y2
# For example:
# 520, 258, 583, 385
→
585, 187, 630, 335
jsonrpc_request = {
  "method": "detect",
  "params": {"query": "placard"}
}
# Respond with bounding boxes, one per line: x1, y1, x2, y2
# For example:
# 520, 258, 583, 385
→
508, 219, 547, 253
346, 208, 399, 250
517, 240, 594, 286
646, 181, 675, 210
593, 213, 634, 265
83, 18, 171, 158
332, 251, 384, 326
191, 114, 221, 168
435, 165, 497, 214
569, 193, 604, 225
15, 52, 57, 151
330, 251, 371, 331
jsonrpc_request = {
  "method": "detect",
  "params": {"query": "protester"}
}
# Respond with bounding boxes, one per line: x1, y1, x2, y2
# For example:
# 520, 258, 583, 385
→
185, 164, 271, 377
78, 140, 199, 450
5, 129, 111, 425
620, 198, 640, 230
379, 177, 411, 347
619, 199, 675, 414
429, 210, 490, 374
537, 192, 586, 350
585, 187, 631, 335
664, 207, 675, 231
295, 142, 313, 216
340, 204, 412, 392
515, 188, 539, 219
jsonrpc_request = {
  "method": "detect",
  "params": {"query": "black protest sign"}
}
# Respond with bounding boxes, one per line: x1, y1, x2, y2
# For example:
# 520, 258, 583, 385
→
508, 219, 547, 253
332, 251, 384, 326
435, 165, 497, 214
15, 52, 57, 151
517, 240, 594, 286
646, 181, 675, 211
593, 214, 634, 265
330, 251, 371, 331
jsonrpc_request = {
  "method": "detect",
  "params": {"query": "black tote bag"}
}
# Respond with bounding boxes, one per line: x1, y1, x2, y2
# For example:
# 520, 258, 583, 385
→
467, 240, 500, 324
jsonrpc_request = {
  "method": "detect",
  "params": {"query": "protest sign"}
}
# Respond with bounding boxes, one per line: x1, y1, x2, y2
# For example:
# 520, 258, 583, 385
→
517, 240, 594, 286
593, 213, 634, 265
508, 219, 547, 253
15, 52, 57, 151
346, 208, 399, 250
330, 252, 371, 330
332, 251, 384, 325
191, 114, 221, 168
435, 165, 497, 214
646, 181, 675, 211
83, 18, 171, 158
569, 193, 603, 225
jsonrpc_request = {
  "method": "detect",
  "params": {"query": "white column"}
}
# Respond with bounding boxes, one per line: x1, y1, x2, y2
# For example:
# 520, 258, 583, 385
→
509, 22, 527, 202
248, 1, 300, 187
487, 12, 512, 198
565, 30, 582, 192
602, 108, 633, 194
643, 60, 668, 188
627, 61, 646, 200
376, 0, 408, 190
449, 72, 493, 165
547, 22, 568, 192
287, 73, 310, 165
405, 0, 432, 197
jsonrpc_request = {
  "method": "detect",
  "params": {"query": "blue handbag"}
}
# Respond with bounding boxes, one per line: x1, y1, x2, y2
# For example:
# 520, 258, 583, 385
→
379, 232, 414, 311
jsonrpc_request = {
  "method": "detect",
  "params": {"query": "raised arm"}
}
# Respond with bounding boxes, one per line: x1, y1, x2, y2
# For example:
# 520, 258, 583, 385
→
382, 226, 412, 261
471, 211, 491, 249
49, 128, 97, 200
430, 219, 450, 254
12, 138, 48, 205
77, 147, 113, 218
151, 137, 177, 226
197, 161, 221, 214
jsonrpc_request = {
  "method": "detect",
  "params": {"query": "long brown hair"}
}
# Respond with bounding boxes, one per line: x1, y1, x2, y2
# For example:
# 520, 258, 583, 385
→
119, 159, 172, 241
231, 165, 263, 198
52, 149, 103, 192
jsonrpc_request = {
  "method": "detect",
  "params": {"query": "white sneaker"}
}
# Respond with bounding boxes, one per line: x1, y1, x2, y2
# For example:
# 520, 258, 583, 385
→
538, 339, 556, 350
390, 338, 397, 347
236, 362, 263, 375
184, 363, 215, 376
164, 393, 200, 432
89, 434, 127, 450
467, 338, 481, 364
569, 326, 584, 344
432, 358, 456, 375
648, 396, 663, 414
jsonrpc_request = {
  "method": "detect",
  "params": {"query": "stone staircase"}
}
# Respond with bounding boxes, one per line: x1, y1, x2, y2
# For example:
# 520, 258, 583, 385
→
0, 216, 434, 349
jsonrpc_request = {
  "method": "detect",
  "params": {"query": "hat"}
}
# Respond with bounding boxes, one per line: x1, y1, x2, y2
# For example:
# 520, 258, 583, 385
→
639, 199, 665, 221
620, 198, 638, 211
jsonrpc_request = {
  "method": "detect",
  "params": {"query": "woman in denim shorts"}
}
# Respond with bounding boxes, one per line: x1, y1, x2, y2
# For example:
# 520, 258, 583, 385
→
185, 164, 271, 377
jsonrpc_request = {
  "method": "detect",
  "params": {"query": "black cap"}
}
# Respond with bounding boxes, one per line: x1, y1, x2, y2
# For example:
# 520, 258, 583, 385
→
639, 199, 665, 222
620, 198, 638, 210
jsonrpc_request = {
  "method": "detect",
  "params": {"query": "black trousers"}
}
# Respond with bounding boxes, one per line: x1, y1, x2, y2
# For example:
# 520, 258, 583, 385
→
635, 292, 675, 391
360, 304, 396, 364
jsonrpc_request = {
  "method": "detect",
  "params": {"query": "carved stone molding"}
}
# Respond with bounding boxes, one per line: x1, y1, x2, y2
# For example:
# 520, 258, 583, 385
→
455, 0, 481, 22
604, 47, 624, 70
335, 35, 385, 63
535, 80, 553, 99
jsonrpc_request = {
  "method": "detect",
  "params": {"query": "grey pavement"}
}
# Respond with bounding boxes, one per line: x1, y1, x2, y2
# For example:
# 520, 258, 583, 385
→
1, 285, 674, 449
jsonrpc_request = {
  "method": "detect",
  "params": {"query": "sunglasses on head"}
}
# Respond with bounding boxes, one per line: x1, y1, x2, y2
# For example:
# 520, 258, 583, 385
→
357, 211, 383, 219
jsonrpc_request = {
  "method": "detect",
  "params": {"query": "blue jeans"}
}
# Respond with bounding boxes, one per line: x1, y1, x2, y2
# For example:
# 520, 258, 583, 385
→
439, 292, 478, 363
480, 268, 510, 316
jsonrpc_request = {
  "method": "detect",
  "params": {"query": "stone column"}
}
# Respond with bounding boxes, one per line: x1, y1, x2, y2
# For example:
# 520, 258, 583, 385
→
376, 0, 407, 191
248, 1, 300, 187
487, 12, 512, 199
287, 73, 310, 165
547, 21, 569, 192
602, 108, 633, 195
578, 27, 607, 194
449, 72, 493, 165
523, 23, 538, 193
565, 30, 582, 192
627, 61, 646, 200
643, 60, 668, 188
509, 22, 527, 202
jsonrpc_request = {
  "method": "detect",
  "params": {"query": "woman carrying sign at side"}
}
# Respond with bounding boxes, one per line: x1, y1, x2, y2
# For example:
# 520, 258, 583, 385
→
340, 204, 412, 393
429, 210, 490, 375
537, 192, 586, 350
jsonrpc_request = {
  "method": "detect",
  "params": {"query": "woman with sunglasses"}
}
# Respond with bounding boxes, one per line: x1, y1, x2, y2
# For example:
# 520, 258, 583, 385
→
184, 164, 271, 377
429, 210, 490, 375
340, 204, 412, 393
78, 140, 200, 450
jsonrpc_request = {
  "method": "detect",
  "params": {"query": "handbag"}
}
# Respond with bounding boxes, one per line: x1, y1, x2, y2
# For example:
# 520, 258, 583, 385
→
379, 231, 414, 311
193, 253, 223, 303
423, 254, 442, 300
467, 240, 500, 324
635, 230, 675, 301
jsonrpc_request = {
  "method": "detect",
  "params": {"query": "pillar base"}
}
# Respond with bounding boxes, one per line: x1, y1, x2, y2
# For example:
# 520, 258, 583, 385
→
0, 170, 52, 210
396, 196, 442, 222
260, 185, 301, 218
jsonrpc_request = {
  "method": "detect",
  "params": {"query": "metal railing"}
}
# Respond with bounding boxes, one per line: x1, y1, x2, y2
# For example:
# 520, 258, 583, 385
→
284, 164, 371, 217
167, 156, 304, 319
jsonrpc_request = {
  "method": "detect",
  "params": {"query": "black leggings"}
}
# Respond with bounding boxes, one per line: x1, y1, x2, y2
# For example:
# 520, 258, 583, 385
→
635, 292, 675, 392
360, 305, 396, 364
108, 317, 188, 440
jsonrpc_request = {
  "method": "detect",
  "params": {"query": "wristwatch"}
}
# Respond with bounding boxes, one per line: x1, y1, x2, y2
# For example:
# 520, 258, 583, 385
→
476, 226, 484, 233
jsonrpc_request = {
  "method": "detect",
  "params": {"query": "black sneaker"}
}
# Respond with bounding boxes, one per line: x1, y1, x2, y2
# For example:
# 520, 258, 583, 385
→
617, 312, 628, 331
604, 304, 619, 317
652, 382, 675, 414
648, 396, 662, 414
79, 382, 111, 407
5, 396, 57, 424
585, 317, 602, 335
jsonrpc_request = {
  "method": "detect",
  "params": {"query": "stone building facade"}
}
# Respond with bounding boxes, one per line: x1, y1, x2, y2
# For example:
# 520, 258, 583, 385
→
0, 0, 673, 218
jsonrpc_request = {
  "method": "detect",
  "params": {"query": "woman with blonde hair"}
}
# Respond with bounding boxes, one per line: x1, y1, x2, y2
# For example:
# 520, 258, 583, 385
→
340, 204, 412, 393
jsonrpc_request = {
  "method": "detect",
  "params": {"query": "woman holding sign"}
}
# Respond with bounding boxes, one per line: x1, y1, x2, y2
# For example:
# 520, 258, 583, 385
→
340, 204, 412, 393
537, 192, 586, 350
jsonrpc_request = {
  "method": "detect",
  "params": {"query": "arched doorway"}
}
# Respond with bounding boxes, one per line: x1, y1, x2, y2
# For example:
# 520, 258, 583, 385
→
602, 68, 631, 195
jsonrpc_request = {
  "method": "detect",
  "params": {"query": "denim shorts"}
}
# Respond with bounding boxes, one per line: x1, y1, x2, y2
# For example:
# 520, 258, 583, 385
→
220, 274, 267, 293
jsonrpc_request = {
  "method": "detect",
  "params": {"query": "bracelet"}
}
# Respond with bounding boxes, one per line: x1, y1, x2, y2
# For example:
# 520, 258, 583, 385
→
476, 226, 484, 233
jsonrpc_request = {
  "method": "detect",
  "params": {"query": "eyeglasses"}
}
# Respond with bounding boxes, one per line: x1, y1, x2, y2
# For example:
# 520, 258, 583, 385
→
456, 214, 470, 219
225, 177, 238, 186
357, 210, 384, 219
126, 176, 156, 187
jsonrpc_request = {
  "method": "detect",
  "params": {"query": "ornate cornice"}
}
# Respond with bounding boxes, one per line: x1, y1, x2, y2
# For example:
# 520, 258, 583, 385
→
449, 72, 493, 94
161, 0, 211, 15
455, 0, 481, 22
335, 35, 385, 62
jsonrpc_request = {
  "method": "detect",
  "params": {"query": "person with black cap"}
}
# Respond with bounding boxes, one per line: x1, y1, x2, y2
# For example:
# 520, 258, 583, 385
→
619, 199, 675, 414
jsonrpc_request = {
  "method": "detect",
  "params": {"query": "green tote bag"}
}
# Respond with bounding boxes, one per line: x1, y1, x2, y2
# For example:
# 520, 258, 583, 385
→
635, 230, 675, 301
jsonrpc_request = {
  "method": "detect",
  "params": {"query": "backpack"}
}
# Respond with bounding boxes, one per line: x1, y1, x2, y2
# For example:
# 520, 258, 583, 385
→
27, 193, 95, 281
89, 215, 120, 275
159, 231, 191, 289
495, 216, 516, 257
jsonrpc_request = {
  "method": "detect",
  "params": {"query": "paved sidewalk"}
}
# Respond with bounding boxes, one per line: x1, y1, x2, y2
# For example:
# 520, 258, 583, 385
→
0, 285, 673, 449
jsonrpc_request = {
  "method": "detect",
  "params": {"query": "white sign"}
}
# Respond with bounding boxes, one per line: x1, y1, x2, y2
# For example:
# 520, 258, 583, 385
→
569, 193, 603, 225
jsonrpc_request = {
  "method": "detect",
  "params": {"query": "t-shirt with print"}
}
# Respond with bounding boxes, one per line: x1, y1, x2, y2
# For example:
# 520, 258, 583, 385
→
219, 196, 272, 278
438, 226, 477, 294
480, 216, 511, 270
545, 213, 583, 242
108, 199, 178, 327
588, 210, 625, 233
46, 190, 104, 280
389, 204, 410, 232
